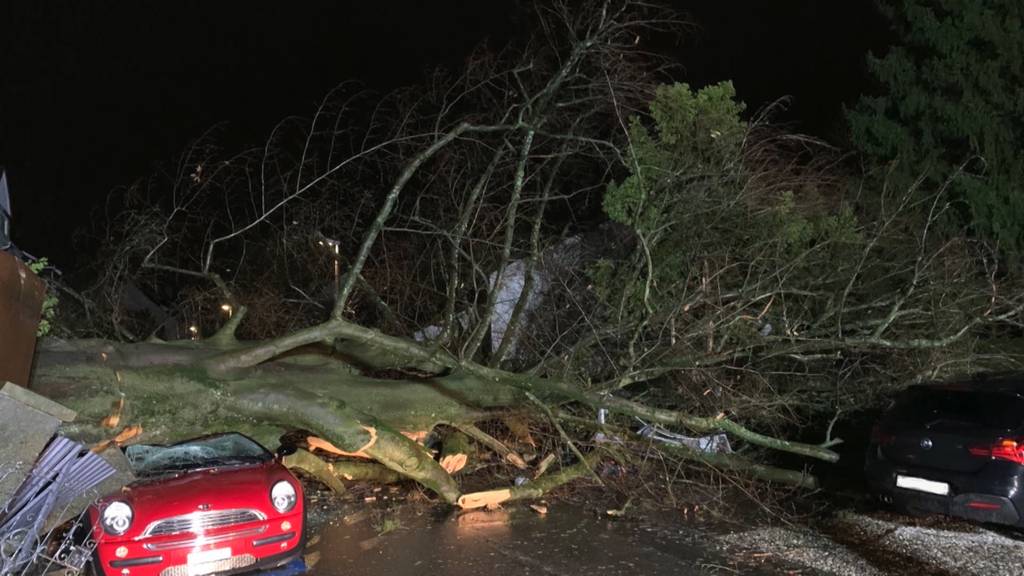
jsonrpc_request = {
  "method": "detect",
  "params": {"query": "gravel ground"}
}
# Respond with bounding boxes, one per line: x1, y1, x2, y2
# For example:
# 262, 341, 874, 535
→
719, 510, 1024, 576
719, 524, 885, 576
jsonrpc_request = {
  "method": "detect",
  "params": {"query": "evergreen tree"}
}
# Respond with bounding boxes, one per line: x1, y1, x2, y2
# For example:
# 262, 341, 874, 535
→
848, 0, 1024, 254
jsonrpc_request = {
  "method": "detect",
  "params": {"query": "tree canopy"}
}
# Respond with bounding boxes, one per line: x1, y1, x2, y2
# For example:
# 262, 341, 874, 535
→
848, 0, 1024, 255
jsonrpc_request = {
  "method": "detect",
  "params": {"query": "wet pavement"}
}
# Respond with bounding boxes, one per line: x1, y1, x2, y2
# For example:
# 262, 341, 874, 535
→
299, 486, 1024, 576
307, 502, 772, 576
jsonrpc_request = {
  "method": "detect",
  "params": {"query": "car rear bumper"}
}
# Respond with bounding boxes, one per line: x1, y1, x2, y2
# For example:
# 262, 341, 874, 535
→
865, 448, 1024, 526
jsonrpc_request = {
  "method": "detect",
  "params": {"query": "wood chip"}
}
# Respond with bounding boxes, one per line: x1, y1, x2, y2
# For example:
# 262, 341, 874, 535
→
529, 504, 548, 515
113, 424, 142, 445
90, 424, 143, 453
100, 398, 124, 429
533, 453, 556, 479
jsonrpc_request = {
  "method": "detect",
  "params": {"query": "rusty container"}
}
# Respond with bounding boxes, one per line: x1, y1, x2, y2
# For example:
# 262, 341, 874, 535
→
0, 252, 45, 386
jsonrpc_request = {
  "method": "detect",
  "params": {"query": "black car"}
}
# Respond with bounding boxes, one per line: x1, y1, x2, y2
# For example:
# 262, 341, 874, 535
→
865, 375, 1024, 527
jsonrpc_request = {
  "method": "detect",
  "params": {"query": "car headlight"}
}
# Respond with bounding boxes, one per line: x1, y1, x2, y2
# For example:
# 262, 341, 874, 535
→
271, 480, 297, 513
101, 501, 133, 535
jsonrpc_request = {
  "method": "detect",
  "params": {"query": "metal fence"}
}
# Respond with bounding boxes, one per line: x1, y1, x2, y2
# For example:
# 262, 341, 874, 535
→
1, 438, 114, 576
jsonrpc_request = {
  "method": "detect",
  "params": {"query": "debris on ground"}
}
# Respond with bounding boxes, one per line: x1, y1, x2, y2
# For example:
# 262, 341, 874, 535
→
636, 418, 732, 454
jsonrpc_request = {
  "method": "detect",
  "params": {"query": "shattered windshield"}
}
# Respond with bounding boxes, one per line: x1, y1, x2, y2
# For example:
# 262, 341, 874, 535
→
125, 433, 271, 476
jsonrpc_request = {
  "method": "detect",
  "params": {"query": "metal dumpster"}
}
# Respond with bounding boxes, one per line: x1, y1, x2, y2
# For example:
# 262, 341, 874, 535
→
0, 252, 45, 387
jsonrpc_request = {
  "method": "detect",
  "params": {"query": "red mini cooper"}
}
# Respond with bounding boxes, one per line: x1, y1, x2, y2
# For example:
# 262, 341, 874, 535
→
89, 433, 304, 576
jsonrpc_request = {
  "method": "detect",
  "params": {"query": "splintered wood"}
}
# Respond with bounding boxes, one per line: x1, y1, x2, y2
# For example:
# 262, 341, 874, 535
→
458, 423, 528, 469
533, 453, 556, 479
457, 488, 512, 510
440, 453, 467, 474
439, 429, 472, 474
91, 424, 143, 453
100, 397, 124, 428
400, 430, 429, 443
306, 425, 378, 459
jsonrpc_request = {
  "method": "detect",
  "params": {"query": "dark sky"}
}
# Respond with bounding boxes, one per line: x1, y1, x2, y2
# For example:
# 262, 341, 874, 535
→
0, 1, 888, 267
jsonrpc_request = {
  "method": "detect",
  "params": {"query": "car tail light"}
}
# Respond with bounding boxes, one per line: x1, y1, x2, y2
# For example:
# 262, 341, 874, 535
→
870, 424, 894, 446
968, 438, 1024, 464
966, 501, 1002, 511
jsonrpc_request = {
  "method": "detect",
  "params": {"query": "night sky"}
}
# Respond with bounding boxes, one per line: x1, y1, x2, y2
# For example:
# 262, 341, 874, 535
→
0, 1, 888, 267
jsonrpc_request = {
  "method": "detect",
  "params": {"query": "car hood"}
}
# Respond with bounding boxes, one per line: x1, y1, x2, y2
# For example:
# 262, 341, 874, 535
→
104, 462, 290, 538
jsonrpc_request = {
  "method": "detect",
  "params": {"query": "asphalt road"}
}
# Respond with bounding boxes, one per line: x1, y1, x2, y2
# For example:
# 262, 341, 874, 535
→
307, 503, 773, 576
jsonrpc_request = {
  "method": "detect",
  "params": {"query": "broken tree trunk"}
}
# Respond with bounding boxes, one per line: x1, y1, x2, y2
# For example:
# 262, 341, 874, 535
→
457, 455, 600, 509
29, 338, 510, 504
439, 429, 473, 475
282, 448, 405, 493
29, 318, 839, 505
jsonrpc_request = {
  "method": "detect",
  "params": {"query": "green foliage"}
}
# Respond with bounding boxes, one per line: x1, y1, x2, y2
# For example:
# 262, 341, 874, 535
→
848, 0, 1024, 253
603, 82, 746, 235
596, 82, 862, 323
27, 257, 47, 275
27, 258, 58, 337
775, 191, 862, 254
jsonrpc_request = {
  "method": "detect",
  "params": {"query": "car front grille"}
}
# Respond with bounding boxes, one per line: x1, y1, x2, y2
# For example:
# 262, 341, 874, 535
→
142, 509, 266, 537
159, 554, 256, 576
143, 526, 267, 551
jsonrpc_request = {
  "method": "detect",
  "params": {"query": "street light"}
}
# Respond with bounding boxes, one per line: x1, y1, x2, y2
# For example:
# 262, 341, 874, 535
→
319, 237, 341, 293
220, 303, 233, 318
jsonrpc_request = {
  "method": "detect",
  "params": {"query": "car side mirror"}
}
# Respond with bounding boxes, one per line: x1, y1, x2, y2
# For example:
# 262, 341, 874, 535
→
275, 444, 297, 460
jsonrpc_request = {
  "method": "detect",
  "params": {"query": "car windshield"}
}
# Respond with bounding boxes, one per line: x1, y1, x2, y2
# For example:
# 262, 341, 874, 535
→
125, 433, 271, 476
889, 387, 1024, 431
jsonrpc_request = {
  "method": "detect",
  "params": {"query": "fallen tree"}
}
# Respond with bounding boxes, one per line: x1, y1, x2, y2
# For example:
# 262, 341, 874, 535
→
32, 0, 1024, 508
34, 307, 839, 504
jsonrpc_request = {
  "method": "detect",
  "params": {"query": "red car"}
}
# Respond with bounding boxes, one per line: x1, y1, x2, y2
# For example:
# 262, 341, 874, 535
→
89, 433, 304, 576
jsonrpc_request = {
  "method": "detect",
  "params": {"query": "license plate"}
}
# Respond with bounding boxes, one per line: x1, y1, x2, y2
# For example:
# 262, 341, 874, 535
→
896, 475, 949, 496
187, 547, 231, 566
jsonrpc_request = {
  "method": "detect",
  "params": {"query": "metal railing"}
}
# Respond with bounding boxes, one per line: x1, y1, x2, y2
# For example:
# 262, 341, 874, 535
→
1, 438, 115, 576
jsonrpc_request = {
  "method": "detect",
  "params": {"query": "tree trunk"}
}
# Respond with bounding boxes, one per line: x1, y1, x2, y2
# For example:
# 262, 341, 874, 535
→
29, 331, 836, 505
30, 338, 512, 504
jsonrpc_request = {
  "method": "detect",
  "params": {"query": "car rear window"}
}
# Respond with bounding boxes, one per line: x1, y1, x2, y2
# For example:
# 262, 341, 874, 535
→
888, 387, 1024, 431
